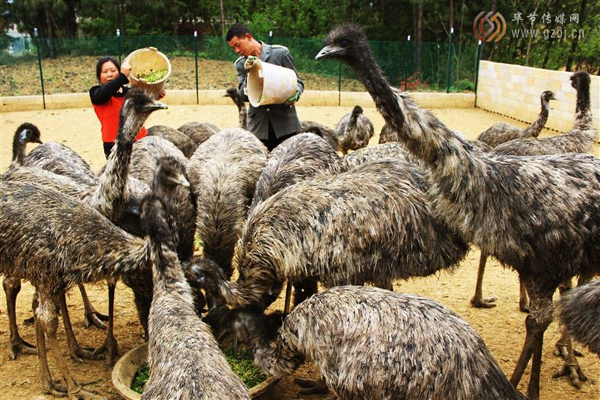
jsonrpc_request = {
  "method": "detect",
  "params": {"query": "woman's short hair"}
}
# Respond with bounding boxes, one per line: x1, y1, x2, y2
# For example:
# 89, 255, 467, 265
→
96, 57, 121, 82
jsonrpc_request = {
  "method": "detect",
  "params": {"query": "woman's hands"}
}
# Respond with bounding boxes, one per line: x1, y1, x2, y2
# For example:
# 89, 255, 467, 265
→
121, 60, 131, 77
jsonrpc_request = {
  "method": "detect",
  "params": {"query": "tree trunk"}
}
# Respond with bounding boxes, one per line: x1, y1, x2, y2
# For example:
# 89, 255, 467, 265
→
219, 0, 226, 36
566, 0, 588, 71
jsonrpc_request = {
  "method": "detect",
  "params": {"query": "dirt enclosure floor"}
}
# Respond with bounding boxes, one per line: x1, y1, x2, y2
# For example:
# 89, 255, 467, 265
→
0, 101, 599, 400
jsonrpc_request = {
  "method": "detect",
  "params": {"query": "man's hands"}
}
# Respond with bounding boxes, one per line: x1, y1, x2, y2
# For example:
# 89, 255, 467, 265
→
244, 56, 257, 71
285, 90, 299, 106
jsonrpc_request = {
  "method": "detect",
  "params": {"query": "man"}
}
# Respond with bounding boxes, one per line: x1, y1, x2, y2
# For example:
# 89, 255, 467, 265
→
226, 23, 304, 151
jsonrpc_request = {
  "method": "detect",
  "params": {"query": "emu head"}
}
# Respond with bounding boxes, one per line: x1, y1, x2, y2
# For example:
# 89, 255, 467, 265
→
118, 88, 167, 142
153, 156, 190, 193
15, 123, 42, 145
352, 105, 364, 116
224, 87, 239, 100
315, 24, 369, 64
541, 90, 556, 103
570, 71, 590, 91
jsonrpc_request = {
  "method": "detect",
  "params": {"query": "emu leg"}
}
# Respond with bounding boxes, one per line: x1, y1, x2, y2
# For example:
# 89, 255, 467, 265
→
78, 284, 108, 329
553, 277, 588, 388
470, 252, 497, 308
283, 283, 293, 314
518, 279, 530, 313
37, 296, 105, 399
509, 314, 537, 387
3, 277, 36, 359
35, 309, 68, 396
59, 292, 101, 363
93, 282, 119, 364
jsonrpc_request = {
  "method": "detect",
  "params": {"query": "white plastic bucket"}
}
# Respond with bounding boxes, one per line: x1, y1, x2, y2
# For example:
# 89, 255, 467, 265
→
247, 60, 297, 107
124, 47, 172, 98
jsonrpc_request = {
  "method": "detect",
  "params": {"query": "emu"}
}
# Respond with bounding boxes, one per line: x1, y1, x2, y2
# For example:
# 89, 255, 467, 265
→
557, 279, 600, 357
0, 157, 187, 399
2, 88, 167, 361
473, 73, 593, 310
335, 105, 375, 154
141, 192, 250, 400
197, 159, 467, 312
316, 24, 600, 399
177, 121, 219, 146
224, 87, 248, 130
186, 128, 268, 279
477, 90, 556, 148
224, 286, 526, 400
147, 125, 197, 158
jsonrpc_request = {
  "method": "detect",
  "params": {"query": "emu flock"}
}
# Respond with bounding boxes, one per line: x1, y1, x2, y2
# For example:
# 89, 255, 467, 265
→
1, 24, 598, 400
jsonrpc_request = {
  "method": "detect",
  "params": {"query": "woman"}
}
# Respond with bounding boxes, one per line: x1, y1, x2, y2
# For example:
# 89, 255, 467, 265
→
90, 57, 164, 158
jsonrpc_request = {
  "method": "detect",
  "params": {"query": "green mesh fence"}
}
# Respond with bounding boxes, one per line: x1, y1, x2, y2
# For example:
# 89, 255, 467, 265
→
0, 35, 481, 98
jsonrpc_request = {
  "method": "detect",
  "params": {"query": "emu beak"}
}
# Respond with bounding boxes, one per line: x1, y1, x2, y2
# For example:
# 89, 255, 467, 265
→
170, 174, 190, 188
144, 101, 168, 111
316, 45, 344, 60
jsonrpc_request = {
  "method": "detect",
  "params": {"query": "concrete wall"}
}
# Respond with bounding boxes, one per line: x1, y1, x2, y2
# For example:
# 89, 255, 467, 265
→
1, 90, 475, 113
476, 61, 599, 133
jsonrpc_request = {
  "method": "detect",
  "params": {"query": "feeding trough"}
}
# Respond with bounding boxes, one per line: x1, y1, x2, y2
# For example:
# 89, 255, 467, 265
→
112, 343, 279, 399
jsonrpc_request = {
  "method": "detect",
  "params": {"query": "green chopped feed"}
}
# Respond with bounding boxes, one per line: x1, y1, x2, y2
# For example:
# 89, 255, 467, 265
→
131, 362, 149, 394
224, 348, 268, 388
136, 69, 168, 83
130, 349, 267, 393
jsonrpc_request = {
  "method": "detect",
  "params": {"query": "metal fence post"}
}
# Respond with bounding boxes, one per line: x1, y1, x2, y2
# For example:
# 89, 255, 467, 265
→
446, 27, 454, 93
338, 61, 342, 106
117, 29, 122, 63
34, 28, 46, 109
405, 35, 410, 91
474, 40, 483, 97
194, 31, 199, 104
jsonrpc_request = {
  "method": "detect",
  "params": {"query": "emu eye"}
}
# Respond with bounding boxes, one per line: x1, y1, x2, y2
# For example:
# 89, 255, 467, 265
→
340, 39, 350, 46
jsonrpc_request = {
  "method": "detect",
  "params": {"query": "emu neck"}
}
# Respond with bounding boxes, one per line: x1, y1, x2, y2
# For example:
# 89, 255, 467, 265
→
347, 51, 473, 171
11, 136, 25, 164
238, 103, 248, 130
347, 54, 404, 136
574, 82, 592, 130
151, 243, 187, 289
89, 109, 145, 220
523, 99, 550, 138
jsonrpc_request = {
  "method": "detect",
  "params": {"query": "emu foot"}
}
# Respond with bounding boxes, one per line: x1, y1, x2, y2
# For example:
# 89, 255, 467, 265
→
470, 296, 497, 308
553, 361, 588, 389
69, 344, 103, 363
93, 335, 119, 365
68, 383, 107, 400
41, 379, 69, 397
8, 337, 37, 360
294, 377, 330, 395
83, 311, 109, 330
554, 341, 584, 359
23, 316, 35, 325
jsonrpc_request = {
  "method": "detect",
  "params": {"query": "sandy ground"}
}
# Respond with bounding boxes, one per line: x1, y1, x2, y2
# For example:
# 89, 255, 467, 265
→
0, 101, 599, 400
